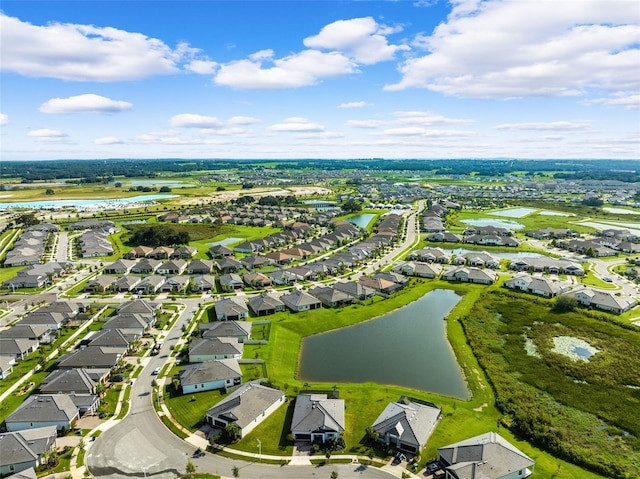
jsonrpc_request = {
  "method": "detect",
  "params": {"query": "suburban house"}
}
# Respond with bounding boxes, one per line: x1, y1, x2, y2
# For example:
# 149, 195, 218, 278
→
57, 346, 122, 370
0, 324, 53, 344
38, 368, 98, 395
438, 432, 535, 479
453, 251, 500, 269
200, 321, 251, 343
242, 272, 272, 289
190, 275, 216, 293
333, 281, 376, 300
132, 275, 166, 294
280, 290, 322, 313
267, 269, 297, 286
208, 244, 233, 258
0, 426, 57, 477
205, 381, 285, 438
126, 245, 153, 259
171, 246, 197, 259
0, 357, 16, 379
112, 275, 142, 293
291, 393, 345, 444
161, 275, 191, 293
130, 258, 161, 274
84, 275, 117, 293
568, 288, 637, 314
358, 276, 403, 296
188, 337, 243, 362
156, 259, 187, 276
309, 286, 354, 308
408, 248, 452, 264
187, 259, 214, 275
393, 261, 442, 279
371, 398, 442, 454
4, 394, 87, 432
214, 257, 243, 273
116, 299, 159, 317
149, 246, 174, 260
102, 314, 149, 337
504, 274, 572, 298
247, 294, 286, 316
214, 297, 249, 321
0, 338, 38, 362
178, 359, 242, 394
219, 273, 244, 292
103, 259, 136, 275
508, 257, 584, 275
442, 267, 496, 285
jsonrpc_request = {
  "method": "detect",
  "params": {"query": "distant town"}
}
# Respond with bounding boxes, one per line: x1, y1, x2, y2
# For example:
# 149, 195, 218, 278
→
0, 158, 639, 479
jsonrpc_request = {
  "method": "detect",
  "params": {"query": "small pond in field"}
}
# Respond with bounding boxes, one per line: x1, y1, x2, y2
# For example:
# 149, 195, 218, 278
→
345, 213, 377, 228
298, 289, 470, 399
488, 207, 538, 218
208, 237, 244, 247
460, 218, 525, 230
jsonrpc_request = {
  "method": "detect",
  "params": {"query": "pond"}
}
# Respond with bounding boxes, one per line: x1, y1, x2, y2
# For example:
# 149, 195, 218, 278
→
345, 213, 376, 229
0, 194, 178, 210
460, 218, 525, 230
538, 210, 571, 216
303, 200, 339, 211
579, 221, 640, 236
208, 237, 244, 247
603, 207, 640, 215
488, 207, 538, 218
298, 289, 470, 399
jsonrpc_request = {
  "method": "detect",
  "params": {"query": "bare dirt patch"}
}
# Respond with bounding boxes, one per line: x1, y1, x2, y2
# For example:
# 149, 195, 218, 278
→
176, 185, 333, 206
473, 402, 488, 412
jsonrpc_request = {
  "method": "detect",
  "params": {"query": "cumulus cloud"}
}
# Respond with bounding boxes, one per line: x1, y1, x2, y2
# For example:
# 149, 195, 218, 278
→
0, 13, 207, 81
394, 110, 474, 125
170, 114, 222, 128
94, 137, 123, 145
228, 116, 260, 125
380, 127, 475, 138
0, 113, 8, 126
214, 49, 355, 89
495, 121, 591, 131
346, 119, 385, 128
185, 59, 218, 75
385, 0, 640, 98
27, 128, 68, 142
338, 101, 370, 108
267, 117, 325, 132
137, 130, 230, 146
303, 17, 408, 64
40, 94, 132, 114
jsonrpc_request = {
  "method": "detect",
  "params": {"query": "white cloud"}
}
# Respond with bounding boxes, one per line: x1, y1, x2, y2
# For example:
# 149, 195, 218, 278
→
385, 1, 640, 98
185, 59, 218, 75
27, 128, 68, 142
170, 114, 222, 128
495, 121, 591, 131
585, 93, 640, 110
214, 49, 355, 90
394, 110, 474, 125
295, 132, 345, 139
0, 13, 205, 81
40, 94, 132, 114
380, 127, 475, 138
228, 116, 260, 125
94, 137, 123, 145
199, 127, 254, 137
267, 117, 325, 132
338, 101, 370, 109
303, 17, 409, 64
0, 113, 8, 126
346, 119, 385, 128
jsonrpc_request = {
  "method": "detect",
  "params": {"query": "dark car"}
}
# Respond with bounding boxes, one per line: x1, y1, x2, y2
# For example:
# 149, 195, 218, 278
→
426, 462, 441, 474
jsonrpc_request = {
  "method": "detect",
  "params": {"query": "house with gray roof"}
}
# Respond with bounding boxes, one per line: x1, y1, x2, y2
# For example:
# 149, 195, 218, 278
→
188, 337, 243, 362
0, 338, 38, 362
38, 368, 98, 395
442, 267, 496, 285
408, 247, 452, 264
219, 273, 243, 292
116, 299, 159, 316
205, 381, 285, 438
200, 321, 251, 342
214, 297, 249, 321
0, 426, 57, 477
569, 287, 637, 314
309, 286, 353, 308
187, 259, 214, 275
438, 432, 535, 479
280, 290, 322, 312
171, 246, 197, 259
5, 395, 81, 432
157, 259, 187, 276
190, 274, 216, 293
178, 359, 242, 394
112, 275, 142, 292
57, 346, 122, 370
103, 314, 149, 336
243, 272, 272, 289
291, 393, 345, 443
103, 259, 136, 275
247, 293, 285, 316
161, 275, 191, 292
393, 261, 442, 279
333, 281, 376, 300
0, 324, 52, 343
371, 398, 442, 454
0, 356, 16, 380
84, 275, 117, 293
18, 311, 67, 331
214, 257, 243, 273
132, 275, 165, 294
130, 258, 161, 274
504, 274, 571, 298
208, 244, 233, 258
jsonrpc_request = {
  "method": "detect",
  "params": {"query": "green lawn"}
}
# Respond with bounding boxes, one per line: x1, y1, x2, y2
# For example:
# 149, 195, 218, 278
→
164, 387, 227, 430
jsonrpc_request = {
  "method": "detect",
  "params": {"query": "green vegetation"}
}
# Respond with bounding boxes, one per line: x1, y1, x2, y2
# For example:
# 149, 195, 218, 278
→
462, 290, 640, 478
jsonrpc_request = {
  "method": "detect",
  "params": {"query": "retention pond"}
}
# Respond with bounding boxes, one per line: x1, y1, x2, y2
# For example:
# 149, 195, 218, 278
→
298, 289, 470, 399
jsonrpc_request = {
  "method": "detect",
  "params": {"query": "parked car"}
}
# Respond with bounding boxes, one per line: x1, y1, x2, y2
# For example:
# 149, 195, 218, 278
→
152, 367, 161, 375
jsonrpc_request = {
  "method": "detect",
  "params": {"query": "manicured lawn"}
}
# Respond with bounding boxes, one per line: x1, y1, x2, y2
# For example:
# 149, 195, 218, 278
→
164, 387, 226, 431
233, 399, 293, 455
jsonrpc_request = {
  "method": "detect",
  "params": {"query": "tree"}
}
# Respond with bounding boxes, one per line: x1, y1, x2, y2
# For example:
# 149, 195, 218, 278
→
553, 295, 578, 313
159, 186, 172, 192
342, 199, 362, 213
216, 186, 226, 191
186, 459, 196, 475
224, 423, 241, 442
331, 472, 339, 479
232, 465, 240, 478
45, 188, 55, 195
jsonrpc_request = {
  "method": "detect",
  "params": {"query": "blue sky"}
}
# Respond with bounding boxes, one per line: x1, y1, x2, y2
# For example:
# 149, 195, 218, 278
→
1, 0, 639, 161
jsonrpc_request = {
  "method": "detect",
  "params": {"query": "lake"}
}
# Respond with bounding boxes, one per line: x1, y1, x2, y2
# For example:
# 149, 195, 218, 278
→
488, 207, 538, 218
208, 237, 244, 247
345, 213, 376, 228
460, 218, 525, 230
303, 200, 339, 211
603, 207, 640, 215
298, 289, 470, 399
0, 194, 178, 210
579, 221, 640, 236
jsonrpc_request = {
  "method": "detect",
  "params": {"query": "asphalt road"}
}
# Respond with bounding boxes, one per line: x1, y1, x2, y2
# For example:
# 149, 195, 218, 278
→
86, 300, 400, 479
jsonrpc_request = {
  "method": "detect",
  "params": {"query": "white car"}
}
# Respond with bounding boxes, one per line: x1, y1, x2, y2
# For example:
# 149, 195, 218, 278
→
152, 367, 161, 376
